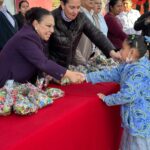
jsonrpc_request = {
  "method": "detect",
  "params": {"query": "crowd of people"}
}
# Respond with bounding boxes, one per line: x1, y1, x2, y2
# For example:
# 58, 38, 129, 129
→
1, 0, 150, 149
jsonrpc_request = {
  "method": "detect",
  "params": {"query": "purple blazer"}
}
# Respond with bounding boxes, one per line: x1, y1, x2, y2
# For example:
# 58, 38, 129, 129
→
105, 13, 127, 50
0, 24, 66, 87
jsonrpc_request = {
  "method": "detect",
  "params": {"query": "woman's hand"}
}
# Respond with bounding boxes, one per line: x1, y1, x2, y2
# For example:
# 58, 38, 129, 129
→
63, 70, 85, 84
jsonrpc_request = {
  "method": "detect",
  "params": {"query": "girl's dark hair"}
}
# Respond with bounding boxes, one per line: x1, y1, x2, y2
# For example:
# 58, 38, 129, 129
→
109, 0, 120, 11
19, 0, 29, 9
25, 7, 52, 25
126, 34, 148, 58
60, 0, 68, 5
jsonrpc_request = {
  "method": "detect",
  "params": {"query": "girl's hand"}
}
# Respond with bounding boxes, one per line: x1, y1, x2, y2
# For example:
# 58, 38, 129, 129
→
97, 93, 105, 101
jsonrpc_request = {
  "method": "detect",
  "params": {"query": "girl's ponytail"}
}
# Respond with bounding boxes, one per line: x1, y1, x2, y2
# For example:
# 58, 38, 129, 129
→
126, 35, 147, 58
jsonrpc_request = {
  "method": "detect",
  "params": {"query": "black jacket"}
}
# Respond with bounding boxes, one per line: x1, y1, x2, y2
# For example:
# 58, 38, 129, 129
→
48, 7, 115, 68
134, 11, 150, 36
0, 11, 18, 51
14, 12, 25, 30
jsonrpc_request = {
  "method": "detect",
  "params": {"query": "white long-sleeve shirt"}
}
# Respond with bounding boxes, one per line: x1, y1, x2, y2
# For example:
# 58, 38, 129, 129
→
0, 4, 15, 28
96, 13, 108, 36
117, 9, 141, 35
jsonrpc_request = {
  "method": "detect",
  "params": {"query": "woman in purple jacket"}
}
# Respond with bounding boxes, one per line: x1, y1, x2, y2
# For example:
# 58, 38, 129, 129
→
0, 7, 83, 87
105, 0, 127, 50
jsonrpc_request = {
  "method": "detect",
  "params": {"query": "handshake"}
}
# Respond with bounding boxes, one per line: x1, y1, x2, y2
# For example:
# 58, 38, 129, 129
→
62, 70, 86, 84
37, 70, 87, 88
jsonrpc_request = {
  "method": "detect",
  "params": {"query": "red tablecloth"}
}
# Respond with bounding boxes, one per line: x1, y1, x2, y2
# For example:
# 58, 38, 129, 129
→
0, 82, 122, 150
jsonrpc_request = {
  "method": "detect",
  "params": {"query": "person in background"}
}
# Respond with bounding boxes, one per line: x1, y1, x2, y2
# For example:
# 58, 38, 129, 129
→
73, 0, 97, 65
0, 7, 84, 88
85, 35, 150, 150
134, 11, 150, 36
134, 11, 150, 50
69, 0, 118, 73
14, 0, 29, 30
117, 0, 141, 35
93, 0, 108, 36
48, 0, 121, 68
105, 0, 127, 50
0, 0, 18, 51
136, 0, 149, 14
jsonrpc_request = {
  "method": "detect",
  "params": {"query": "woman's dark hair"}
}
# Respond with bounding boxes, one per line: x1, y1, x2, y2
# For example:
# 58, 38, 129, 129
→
109, 0, 121, 11
25, 7, 52, 25
19, 0, 29, 9
126, 34, 148, 59
60, 0, 68, 5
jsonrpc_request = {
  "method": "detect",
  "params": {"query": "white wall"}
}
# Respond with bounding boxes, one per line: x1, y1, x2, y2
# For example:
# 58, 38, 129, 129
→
4, 0, 15, 14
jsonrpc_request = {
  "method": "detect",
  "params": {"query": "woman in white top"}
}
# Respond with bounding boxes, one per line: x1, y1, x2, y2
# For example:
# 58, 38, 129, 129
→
117, 0, 141, 35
